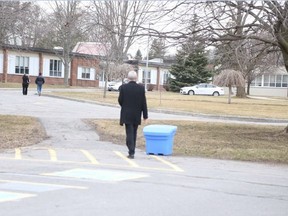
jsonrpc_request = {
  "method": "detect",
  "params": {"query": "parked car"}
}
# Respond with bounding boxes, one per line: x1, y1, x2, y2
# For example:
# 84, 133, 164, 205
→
180, 83, 224, 96
107, 81, 123, 91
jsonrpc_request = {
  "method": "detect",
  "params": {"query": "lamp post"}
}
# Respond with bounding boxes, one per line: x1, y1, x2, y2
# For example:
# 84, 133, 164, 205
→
145, 23, 153, 91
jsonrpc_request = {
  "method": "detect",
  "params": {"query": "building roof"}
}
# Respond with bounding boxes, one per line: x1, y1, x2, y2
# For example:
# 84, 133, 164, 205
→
125, 59, 171, 69
73, 42, 110, 56
1, 44, 101, 59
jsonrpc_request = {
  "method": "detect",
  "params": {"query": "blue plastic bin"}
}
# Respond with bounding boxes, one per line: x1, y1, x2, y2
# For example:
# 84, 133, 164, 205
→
143, 124, 177, 155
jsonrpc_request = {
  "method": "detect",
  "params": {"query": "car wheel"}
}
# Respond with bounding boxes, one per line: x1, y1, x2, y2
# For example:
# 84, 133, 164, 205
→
188, 90, 194, 95
213, 91, 220, 96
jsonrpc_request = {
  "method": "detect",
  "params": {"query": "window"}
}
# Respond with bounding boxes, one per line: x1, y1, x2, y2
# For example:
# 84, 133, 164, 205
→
270, 75, 275, 87
255, 76, 262, 86
283, 75, 288, 87
15, 56, 29, 74
50, 60, 62, 77
276, 75, 282, 87
163, 72, 170, 84
263, 75, 269, 87
252, 74, 288, 88
142, 70, 151, 84
81, 67, 91, 79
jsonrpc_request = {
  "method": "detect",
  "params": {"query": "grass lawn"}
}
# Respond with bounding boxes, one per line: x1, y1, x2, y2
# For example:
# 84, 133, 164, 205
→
48, 90, 288, 119
86, 119, 288, 164
0, 115, 47, 150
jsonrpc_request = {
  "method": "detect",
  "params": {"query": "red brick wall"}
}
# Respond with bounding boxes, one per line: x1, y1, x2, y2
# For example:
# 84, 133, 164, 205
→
76, 79, 99, 87
7, 74, 64, 85
3, 53, 100, 87
70, 56, 100, 87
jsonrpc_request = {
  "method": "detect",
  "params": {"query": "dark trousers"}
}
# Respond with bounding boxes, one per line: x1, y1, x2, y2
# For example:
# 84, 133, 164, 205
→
22, 83, 29, 95
125, 124, 138, 156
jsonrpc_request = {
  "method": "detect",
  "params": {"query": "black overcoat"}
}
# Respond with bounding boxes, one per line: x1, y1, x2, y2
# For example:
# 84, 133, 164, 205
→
118, 81, 148, 126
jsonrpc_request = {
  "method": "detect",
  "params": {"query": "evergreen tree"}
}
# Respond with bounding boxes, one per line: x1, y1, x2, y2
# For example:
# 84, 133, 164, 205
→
169, 47, 212, 92
135, 49, 142, 60
148, 38, 166, 59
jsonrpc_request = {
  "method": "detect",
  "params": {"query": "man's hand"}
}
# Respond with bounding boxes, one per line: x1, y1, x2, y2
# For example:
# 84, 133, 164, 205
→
143, 118, 148, 124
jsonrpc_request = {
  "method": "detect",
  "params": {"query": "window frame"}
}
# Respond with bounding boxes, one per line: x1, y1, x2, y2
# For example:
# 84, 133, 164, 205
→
252, 74, 288, 88
49, 59, 62, 77
81, 67, 91, 79
15, 56, 29, 74
142, 70, 151, 84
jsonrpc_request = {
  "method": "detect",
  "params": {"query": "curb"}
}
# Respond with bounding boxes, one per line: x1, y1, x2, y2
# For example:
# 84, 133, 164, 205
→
45, 94, 288, 125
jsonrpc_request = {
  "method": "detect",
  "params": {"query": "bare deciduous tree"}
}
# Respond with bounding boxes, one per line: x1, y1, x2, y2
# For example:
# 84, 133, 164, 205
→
42, 1, 87, 86
87, 0, 158, 63
204, 1, 288, 72
214, 69, 245, 104
0, 2, 38, 45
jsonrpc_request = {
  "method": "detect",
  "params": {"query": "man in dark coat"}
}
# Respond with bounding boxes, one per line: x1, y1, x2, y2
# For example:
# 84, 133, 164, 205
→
118, 71, 148, 159
22, 73, 30, 95
35, 72, 45, 96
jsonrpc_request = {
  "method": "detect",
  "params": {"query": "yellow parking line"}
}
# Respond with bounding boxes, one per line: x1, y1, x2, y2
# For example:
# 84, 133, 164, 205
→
48, 148, 57, 161
151, 155, 184, 172
80, 150, 99, 165
114, 151, 139, 168
15, 148, 22, 160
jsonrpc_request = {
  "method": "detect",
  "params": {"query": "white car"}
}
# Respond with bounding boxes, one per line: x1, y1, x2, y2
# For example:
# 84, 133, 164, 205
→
180, 83, 224, 96
107, 81, 123, 91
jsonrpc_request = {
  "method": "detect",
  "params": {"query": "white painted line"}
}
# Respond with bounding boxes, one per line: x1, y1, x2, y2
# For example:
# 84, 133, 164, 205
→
0, 180, 87, 190
0, 190, 36, 203
43, 168, 148, 182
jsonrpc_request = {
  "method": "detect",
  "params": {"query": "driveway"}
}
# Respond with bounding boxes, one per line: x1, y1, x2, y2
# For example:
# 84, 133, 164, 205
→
0, 89, 287, 216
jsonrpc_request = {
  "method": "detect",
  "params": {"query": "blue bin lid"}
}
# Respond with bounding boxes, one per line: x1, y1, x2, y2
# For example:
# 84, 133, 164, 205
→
143, 124, 177, 136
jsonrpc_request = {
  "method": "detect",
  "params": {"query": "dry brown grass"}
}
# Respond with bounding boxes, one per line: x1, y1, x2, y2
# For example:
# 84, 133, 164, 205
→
1, 86, 287, 163
49, 90, 288, 119
86, 119, 288, 164
0, 115, 47, 150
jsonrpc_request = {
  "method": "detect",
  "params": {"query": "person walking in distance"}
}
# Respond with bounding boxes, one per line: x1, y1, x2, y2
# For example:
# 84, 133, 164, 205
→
35, 72, 45, 96
22, 73, 30, 95
118, 71, 148, 159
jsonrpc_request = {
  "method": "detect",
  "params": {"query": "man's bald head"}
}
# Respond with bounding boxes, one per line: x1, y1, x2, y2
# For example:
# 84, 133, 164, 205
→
127, 71, 137, 81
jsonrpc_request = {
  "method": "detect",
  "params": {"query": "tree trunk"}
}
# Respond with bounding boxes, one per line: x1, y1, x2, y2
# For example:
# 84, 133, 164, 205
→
64, 60, 70, 87
246, 81, 251, 95
284, 125, 288, 133
228, 85, 232, 104
236, 86, 246, 98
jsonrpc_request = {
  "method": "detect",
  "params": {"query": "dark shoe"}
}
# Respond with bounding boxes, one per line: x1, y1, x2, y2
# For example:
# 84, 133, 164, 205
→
127, 155, 134, 159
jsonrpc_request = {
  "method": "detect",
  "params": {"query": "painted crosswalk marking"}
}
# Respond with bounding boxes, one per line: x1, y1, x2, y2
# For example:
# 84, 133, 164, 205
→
0, 180, 87, 191
0, 147, 185, 172
151, 155, 184, 172
114, 151, 139, 168
80, 149, 99, 165
48, 148, 57, 161
0, 191, 35, 203
15, 148, 21, 160
0, 180, 87, 203
43, 168, 148, 182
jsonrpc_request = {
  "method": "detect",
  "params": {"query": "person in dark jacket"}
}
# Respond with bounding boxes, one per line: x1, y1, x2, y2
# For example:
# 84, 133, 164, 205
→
118, 71, 148, 159
22, 73, 30, 95
35, 72, 45, 96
